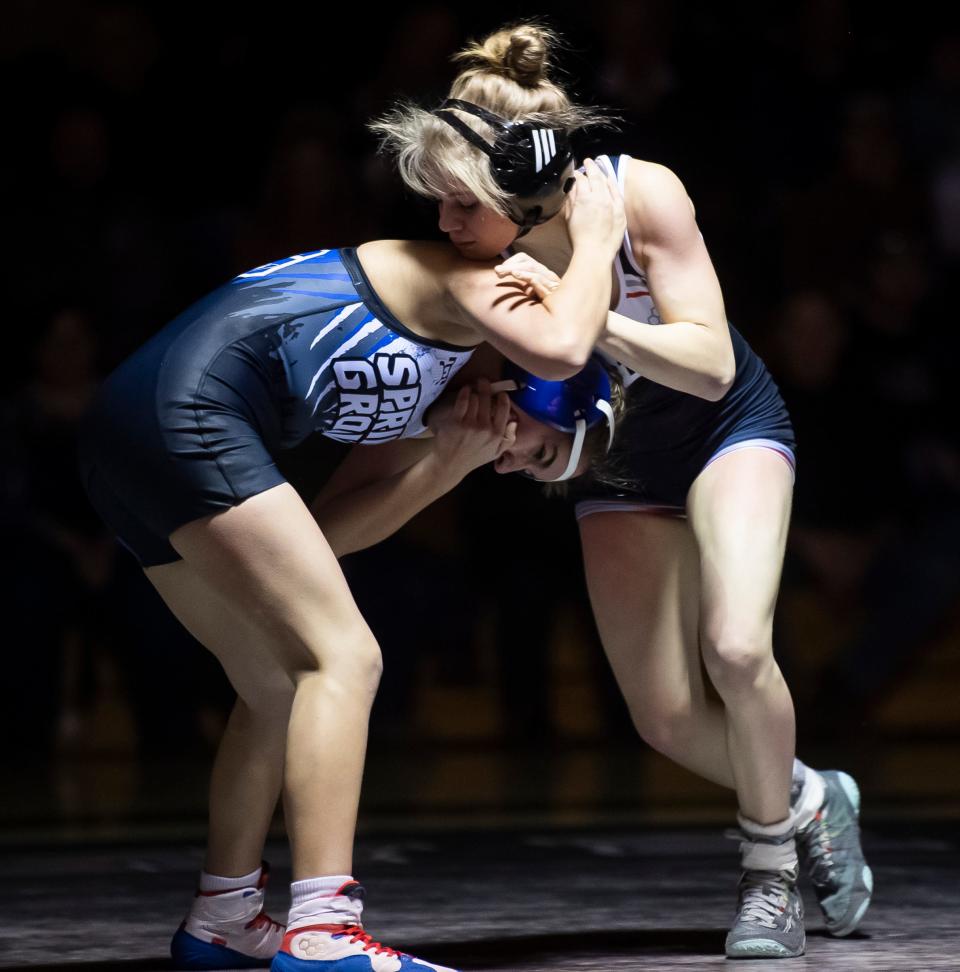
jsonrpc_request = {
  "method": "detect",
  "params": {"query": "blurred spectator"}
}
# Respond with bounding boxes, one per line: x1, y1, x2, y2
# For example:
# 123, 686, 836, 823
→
1, 308, 116, 757
804, 235, 960, 734
18, 102, 178, 370
773, 237, 960, 736
459, 468, 632, 745
902, 31, 960, 174
593, 0, 678, 121
344, 535, 479, 744
772, 290, 886, 602
1, 306, 234, 758
357, 7, 464, 240
781, 93, 929, 302
234, 107, 372, 269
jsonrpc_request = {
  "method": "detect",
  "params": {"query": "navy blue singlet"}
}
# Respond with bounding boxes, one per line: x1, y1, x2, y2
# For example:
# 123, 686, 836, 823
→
78, 248, 475, 566
573, 155, 796, 512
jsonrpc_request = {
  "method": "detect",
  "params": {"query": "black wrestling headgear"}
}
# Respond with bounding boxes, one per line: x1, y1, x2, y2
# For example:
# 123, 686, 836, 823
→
432, 98, 575, 234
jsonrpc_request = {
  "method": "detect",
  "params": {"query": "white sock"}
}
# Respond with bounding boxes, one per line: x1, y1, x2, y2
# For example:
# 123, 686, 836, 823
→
289, 875, 363, 928
791, 762, 826, 832
737, 813, 799, 872
199, 865, 262, 892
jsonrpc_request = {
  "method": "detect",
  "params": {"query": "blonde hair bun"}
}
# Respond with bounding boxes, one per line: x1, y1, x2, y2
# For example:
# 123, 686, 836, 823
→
369, 20, 616, 221
453, 22, 556, 88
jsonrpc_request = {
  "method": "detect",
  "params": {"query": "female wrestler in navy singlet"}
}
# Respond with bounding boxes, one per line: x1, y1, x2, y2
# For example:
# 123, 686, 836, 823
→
78, 147, 627, 968
365, 21, 873, 960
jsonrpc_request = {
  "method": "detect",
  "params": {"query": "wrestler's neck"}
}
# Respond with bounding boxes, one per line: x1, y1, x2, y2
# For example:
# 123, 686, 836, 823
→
510, 213, 573, 275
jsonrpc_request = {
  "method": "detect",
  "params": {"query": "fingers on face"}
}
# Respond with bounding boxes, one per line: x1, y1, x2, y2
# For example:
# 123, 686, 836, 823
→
464, 389, 480, 424
454, 384, 471, 419
493, 390, 511, 430
497, 413, 518, 456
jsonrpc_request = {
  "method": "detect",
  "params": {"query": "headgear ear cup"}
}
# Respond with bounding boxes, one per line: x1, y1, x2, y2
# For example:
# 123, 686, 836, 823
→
432, 99, 575, 230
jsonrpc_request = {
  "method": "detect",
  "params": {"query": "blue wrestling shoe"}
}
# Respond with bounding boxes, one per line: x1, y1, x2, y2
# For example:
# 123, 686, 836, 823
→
797, 770, 874, 936
272, 922, 458, 971
171, 865, 284, 969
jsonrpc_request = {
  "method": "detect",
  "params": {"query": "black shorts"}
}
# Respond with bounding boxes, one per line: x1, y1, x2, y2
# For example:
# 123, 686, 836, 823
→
572, 332, 797, 515
78, 311, 290, 568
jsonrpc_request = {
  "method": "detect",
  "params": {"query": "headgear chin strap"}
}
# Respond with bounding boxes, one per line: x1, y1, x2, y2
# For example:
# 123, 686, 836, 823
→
432, 98, 575, 233
499, 356, 616, 482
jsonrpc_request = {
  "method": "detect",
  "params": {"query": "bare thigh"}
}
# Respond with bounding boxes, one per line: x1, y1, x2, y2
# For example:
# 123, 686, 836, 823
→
145, 558, 294, 709
579, 511, 706, 728
162, 482, 379, 682
687, 448, 794, 668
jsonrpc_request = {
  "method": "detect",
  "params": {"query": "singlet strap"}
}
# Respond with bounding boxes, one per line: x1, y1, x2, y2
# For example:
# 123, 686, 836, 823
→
341, 248, 476, 352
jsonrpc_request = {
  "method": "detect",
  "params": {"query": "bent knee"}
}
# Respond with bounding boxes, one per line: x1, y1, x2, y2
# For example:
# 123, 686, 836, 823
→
289, 629, 384, 699
212, 647, 297, 720
702, 632, 775, 694
238, 676, 296, 721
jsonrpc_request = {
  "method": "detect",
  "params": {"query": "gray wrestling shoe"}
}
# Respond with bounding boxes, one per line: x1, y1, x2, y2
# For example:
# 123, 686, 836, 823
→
797, 770, 873, 936
725, 866, 805, 959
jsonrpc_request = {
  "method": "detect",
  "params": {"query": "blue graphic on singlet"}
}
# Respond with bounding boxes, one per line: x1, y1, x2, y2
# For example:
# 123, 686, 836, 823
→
226, 248, 471, 445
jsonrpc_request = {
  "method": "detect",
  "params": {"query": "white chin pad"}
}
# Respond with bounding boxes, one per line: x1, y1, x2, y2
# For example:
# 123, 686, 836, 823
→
547, 419, 586, 482
595, 399, 615, 452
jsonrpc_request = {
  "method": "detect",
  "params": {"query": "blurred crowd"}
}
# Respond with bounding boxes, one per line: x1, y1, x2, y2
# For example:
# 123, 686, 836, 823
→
2, 2, 958, 763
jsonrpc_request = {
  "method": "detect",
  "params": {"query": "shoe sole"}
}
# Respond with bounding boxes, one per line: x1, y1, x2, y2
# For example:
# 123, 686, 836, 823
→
726, 937, 805, 958
171, 928, 272, 970
271, 950, 459, 971
823, 771, 874, 937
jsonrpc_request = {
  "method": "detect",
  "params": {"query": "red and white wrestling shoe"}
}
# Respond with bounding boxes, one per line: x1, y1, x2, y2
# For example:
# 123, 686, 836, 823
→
171, 863, 285, 969
271, 880, 457, 972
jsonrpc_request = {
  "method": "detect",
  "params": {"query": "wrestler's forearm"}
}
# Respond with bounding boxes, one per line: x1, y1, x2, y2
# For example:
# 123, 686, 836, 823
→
312, 452, 462, 558
600, 311, 735, 400
537, 247, 616, 368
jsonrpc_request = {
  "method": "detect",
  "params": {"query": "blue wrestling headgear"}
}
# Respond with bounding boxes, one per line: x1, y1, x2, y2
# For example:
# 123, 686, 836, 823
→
497, 356, 616, 482
432, 99, 576, 234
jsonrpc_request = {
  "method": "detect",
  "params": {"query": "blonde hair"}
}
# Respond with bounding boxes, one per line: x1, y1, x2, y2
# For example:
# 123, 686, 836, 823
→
369, 21, 613, 218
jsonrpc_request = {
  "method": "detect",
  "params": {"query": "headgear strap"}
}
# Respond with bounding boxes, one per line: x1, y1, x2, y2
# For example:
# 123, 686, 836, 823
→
432, 99, 576, 232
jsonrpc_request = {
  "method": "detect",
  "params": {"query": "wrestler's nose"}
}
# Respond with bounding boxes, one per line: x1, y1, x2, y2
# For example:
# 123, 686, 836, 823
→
437, 199, 462, 233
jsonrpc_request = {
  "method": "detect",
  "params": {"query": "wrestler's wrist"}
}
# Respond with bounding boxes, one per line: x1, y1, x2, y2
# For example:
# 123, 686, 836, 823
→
423, 448, 474, 489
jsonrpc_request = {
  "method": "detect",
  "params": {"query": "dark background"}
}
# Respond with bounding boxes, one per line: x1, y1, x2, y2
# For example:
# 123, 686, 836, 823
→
1, 1, 958, 836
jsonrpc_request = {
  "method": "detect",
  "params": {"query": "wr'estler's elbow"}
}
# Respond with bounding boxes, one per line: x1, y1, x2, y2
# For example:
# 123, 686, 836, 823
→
700, 357, 736, 401
526, 340, 593, 381
558, 338, 596, 377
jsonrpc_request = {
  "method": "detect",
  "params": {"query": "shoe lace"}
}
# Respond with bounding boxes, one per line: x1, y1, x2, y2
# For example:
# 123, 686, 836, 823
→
738, 871, 791, 930
803, 808, 838, 880
337, 925, 403, 958
246, 911, 284, 935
